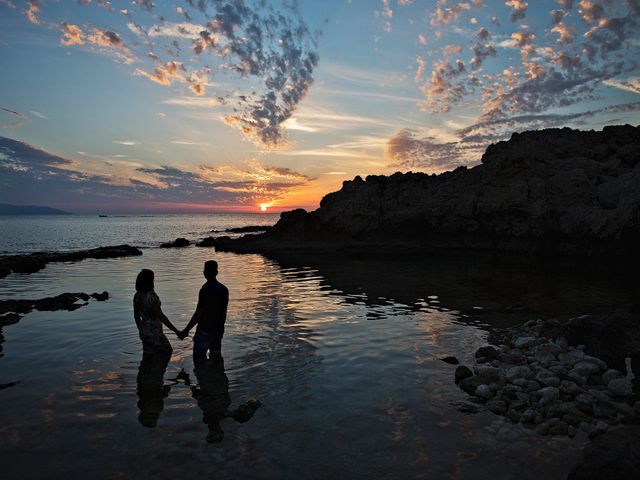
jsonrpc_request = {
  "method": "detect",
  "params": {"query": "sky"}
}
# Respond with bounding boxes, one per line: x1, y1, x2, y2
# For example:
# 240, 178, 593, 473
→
0, 0, 639, 213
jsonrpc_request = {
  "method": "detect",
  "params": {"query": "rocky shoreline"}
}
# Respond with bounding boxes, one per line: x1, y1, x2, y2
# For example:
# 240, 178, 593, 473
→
0, 245, 142, 279
211, 125, 640, 260
449, 315, 640, 478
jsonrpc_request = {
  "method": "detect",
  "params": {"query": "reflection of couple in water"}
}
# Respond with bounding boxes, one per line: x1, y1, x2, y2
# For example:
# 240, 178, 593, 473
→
133, 260, 260, 442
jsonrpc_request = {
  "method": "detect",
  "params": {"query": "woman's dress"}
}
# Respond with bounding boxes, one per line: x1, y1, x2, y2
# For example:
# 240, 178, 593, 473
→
134, 291, 172, 353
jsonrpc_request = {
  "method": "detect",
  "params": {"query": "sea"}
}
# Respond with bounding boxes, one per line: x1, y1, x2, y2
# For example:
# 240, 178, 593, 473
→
0, 214, 636, 479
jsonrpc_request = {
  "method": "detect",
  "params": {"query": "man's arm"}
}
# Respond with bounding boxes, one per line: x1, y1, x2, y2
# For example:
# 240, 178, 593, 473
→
181, 302, 203, 338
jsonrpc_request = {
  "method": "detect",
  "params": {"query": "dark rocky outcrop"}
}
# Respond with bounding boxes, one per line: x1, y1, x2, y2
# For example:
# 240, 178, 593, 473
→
0, 245, 142, 279
569, 426, 640, 480
225, 225, 272, 233
0, 291, 110, 325
160, 238, 191, 248
215, 125, 640, 259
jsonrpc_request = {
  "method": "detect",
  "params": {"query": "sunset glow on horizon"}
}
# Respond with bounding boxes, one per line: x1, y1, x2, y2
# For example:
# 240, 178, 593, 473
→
1, 0, 639, 213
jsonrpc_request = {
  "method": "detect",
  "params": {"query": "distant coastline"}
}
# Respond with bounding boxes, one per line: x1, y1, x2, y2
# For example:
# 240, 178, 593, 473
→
0, 204, 71, 215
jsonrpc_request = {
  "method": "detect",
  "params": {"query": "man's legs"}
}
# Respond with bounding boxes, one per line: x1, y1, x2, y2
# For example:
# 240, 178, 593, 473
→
193, 330, 223, 359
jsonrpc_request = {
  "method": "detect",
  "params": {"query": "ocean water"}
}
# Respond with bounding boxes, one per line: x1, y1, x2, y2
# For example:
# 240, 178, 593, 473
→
0, 214, 636, 479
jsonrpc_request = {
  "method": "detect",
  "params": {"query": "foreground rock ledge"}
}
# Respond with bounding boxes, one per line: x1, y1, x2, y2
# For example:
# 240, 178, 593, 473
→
0, 291, 110, 326
452, 316, 639, 441
214, 125, 640, 259
0, 245, 142, 279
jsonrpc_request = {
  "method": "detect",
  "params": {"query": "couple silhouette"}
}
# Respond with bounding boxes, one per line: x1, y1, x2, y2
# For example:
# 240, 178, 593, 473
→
133, 260, 260, 442
133, 260, 227, 358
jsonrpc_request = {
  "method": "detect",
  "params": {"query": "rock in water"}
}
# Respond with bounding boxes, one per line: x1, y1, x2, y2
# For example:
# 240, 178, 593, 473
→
0, 245, 142, 279
440, 356, 459, 365
232, 399, 262, 423
454, 366, 473, 383
160, 238, 190, 248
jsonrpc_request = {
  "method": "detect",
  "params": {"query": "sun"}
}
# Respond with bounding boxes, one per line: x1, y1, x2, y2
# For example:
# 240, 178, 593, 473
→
260, 205, 268, 212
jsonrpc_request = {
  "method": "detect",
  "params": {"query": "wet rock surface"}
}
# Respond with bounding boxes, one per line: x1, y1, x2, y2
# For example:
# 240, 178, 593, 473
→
0, 245, 142, 279
0, 291, 110, 325
214, 125, 640, 259
160, 238, 191, 248
452, 317, 639, 439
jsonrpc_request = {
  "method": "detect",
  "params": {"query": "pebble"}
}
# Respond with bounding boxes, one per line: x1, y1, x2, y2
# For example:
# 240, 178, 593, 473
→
454, 365, 473, 383
453, 318, 639, 439
573, 361, 601, 376
602, 368, 623, 384
475, 384, 493, 399
537, 386, 560, 406
506, 366, 533, 382
487, 400, 508, 415
513, 336, 536, 349
475, 346, 499, 361
607, 378, 633, 397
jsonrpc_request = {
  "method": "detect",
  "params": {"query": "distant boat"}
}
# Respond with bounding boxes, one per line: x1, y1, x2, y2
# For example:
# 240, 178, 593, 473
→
99, 215, 108, 218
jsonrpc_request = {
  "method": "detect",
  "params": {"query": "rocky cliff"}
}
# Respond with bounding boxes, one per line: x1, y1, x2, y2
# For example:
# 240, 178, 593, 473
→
215, 125, 640, 258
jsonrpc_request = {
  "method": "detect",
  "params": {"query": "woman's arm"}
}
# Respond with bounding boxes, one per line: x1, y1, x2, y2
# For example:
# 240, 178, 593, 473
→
133, 299, 143, 331
151, 303, 180, 335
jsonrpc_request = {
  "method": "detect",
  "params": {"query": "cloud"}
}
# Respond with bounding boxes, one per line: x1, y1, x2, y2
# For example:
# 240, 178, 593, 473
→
387, 101, 640, 171
416, 0, 639, 130
604, 77, 640, 94
0, 136, 315, 211
113, 140, 137, 145
29, 110, 47, 119
1, 107, 26, 119
25, 0, 41, 24
386, 128, 480, 171
33, 1, 320, 149
59, 22, 134, 63
1, 107, 28, 129
505, 0, 528, 22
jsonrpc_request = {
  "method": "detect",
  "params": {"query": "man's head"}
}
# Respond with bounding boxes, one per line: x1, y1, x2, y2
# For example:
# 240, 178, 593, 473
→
203, 260, 218, 280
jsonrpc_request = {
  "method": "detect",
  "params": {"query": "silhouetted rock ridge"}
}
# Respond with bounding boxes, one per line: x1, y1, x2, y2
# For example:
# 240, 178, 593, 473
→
214, 125, 640, 258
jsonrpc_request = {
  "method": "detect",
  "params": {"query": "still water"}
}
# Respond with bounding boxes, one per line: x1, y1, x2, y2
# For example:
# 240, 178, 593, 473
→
0, 215, 635, 479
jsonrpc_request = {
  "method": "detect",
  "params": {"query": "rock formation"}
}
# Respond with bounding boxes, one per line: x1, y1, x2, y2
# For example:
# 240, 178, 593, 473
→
0, 245, 142, 279
0, 291, 110, 325
213, 125, 640, 259
160, 238, 191, 248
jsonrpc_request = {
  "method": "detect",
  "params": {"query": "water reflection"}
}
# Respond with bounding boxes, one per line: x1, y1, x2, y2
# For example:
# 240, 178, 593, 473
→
262, 251, 639, 319
1, 246, 632, 479
192, 356, 230, 442
136, 351, 171, 428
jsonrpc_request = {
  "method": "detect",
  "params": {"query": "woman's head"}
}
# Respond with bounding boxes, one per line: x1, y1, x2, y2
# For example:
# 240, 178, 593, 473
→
135, 269, 154, 293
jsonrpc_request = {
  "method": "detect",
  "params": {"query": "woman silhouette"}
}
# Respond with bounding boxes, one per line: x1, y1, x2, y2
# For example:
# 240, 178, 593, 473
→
133, 269, 181, 353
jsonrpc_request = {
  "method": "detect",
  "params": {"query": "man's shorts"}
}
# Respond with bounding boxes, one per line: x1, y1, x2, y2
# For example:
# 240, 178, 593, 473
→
193, 330, 222, 358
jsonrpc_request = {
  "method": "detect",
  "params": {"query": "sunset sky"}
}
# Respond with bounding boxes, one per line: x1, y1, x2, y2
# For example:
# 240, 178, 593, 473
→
1, 0, 639, 213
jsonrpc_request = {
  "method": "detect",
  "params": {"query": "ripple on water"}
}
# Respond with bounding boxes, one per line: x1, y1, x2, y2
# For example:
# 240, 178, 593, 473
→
1, 245, 629, 479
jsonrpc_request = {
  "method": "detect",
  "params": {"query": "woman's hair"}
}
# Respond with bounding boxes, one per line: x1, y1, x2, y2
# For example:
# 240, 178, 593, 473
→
135, 269, 154, 293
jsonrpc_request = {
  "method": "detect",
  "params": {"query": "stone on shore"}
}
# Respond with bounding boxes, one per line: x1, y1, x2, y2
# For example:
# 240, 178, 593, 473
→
160, 238, 190, 248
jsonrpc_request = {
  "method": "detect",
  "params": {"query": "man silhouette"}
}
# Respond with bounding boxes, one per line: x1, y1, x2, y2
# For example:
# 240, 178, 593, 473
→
180, 260, 229, 359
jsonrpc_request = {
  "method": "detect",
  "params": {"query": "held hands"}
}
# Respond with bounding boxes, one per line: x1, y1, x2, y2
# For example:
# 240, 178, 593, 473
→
176, 329, 189, 340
